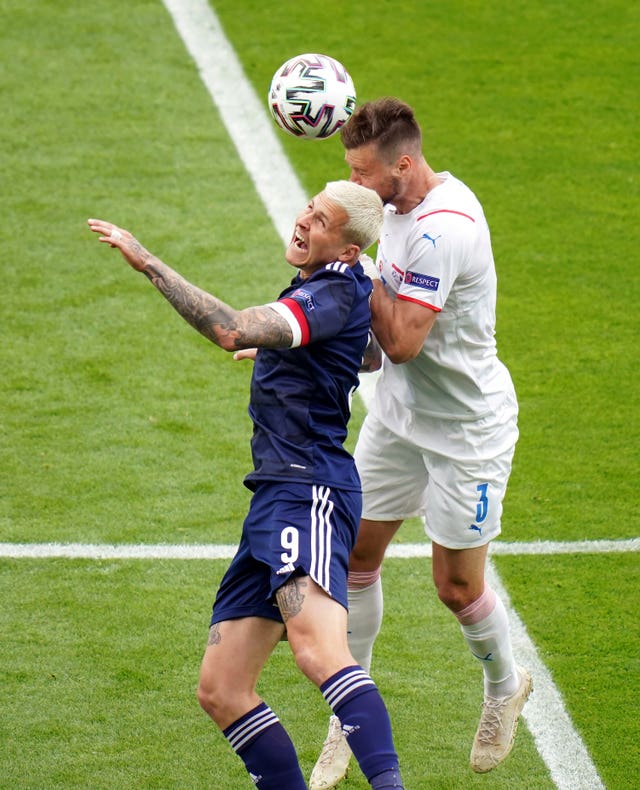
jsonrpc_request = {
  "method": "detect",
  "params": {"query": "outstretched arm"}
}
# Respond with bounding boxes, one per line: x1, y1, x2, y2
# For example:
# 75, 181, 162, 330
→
87, 219, 293, 352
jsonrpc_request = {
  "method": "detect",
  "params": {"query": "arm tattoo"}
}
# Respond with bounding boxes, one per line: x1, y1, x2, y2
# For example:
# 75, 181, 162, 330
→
276, 576, 308, 623
140, 256, 293, 350
360, 331, 383, 373
207, 624, 222, 646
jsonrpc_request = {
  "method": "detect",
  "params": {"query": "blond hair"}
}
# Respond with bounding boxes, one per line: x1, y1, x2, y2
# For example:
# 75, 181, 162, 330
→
324, 180, 383, 250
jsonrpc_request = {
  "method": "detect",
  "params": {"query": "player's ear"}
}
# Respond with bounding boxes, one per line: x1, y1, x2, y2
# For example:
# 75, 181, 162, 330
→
396, 154, 412, 175
338, 244, 360, 265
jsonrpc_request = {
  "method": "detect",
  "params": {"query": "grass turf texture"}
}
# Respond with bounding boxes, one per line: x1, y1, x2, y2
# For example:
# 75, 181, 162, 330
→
1, 559, 555, 789
1, 0, 638, 788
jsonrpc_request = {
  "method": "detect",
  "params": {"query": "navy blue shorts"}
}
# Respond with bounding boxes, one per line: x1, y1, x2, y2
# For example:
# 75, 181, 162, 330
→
210, 481, 361, 625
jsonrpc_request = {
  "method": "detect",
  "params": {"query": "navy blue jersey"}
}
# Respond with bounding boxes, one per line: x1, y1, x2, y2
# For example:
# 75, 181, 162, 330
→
244, 260, 372, 492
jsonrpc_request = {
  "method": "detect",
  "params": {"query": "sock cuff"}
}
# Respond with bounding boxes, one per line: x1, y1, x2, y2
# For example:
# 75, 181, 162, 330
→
348, 567, 382, 590
455, 585, 497, 625
371, 768, 404, 788
223, 702, 279, 754
320, 665, 376, 713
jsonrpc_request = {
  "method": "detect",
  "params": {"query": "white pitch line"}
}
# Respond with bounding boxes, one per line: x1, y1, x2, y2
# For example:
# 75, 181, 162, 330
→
489, 537, 639, 556
161, 0, 306, 246
156, 2, 608, 787
1, 538, 636, 560
389, 537, 639, 558
487, 562, 606, 789
0, 542, 238, 560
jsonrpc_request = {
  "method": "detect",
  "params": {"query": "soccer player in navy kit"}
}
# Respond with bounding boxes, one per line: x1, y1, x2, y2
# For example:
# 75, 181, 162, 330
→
88, 180, 404, 790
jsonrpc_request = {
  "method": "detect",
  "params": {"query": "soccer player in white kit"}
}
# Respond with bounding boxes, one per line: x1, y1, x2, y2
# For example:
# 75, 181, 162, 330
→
310, 98, 532, 788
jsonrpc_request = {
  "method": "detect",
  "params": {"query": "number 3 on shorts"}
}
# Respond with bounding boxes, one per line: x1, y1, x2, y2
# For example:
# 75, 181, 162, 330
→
475, 483, 489, 524
280, 526, 299, 564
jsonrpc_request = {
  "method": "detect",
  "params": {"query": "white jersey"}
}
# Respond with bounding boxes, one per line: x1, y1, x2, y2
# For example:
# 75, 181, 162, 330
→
371, 172, 518, 457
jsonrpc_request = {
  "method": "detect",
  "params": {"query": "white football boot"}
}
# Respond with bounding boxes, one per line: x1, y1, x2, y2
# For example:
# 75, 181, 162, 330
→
309, 715, 352, 789
470, 666, 533, 773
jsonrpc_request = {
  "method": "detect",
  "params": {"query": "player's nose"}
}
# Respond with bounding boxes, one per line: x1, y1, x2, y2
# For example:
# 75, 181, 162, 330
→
297, 206, 312, 226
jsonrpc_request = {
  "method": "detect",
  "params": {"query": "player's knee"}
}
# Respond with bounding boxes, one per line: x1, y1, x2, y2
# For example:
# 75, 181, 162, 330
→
435, 580, 477, 613
196, 676, 217, 715
291, 642, 324, 684
291, 641, 348, 687
197, 676, 231, 725
350, 536, 388, 569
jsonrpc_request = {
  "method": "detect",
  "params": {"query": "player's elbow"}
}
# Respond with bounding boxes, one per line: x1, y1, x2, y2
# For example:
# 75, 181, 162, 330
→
383, 339, 422, 364
386, 349, 416, 364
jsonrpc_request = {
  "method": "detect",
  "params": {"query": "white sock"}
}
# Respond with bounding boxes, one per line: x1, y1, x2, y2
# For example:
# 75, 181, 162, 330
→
346, 576, 383, 673
459, 593, 519, 697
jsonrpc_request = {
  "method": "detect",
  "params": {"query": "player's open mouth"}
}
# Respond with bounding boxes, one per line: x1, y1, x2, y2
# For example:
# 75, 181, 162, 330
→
293, 230, 307, 251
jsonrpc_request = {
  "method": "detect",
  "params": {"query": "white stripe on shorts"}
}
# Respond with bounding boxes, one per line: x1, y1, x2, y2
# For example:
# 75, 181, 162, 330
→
311, 485, 334, 592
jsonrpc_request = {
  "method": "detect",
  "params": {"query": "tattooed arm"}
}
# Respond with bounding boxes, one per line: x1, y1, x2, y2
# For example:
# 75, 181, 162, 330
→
360, 330, 383, 373
139, 258, 291, 351
87, 219, 293, 351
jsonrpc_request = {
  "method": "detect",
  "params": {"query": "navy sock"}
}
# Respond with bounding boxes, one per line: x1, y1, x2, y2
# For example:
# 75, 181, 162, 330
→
223, 702, 306, 790
320, 666, 402, 786
371, 768, 404, 788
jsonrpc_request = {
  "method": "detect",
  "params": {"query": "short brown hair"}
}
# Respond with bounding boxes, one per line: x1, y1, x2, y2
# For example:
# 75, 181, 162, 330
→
340, 97, 422, 161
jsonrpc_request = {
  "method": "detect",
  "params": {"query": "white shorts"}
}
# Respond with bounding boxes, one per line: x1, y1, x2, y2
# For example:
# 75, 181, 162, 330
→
354, 414, 516, 549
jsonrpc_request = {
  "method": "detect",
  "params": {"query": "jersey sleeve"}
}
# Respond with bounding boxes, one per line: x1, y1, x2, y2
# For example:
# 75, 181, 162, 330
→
266, 263, 358, 348
398, 210, 477, 311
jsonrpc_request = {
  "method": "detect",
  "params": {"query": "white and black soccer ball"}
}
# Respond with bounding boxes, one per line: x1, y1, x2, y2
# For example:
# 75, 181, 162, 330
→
268, 53, 356, 140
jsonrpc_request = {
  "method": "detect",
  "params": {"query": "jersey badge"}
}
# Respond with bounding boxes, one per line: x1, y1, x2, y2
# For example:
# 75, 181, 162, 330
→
291, 288, 316, 311
389, 262, 404, 289
404, 271, 440, 291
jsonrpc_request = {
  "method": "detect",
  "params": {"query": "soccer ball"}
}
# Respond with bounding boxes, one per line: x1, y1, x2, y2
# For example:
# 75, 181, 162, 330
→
268, 53, 356, 140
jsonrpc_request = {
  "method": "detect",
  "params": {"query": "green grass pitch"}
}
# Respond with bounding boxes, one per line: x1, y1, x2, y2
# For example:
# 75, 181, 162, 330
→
1, 1, 638, 788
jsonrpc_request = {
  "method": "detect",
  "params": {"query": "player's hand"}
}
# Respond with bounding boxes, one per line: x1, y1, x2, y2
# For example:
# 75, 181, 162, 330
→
87, 218, 150, 272
359, 253, 381, 281
233, 348, 258, 362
